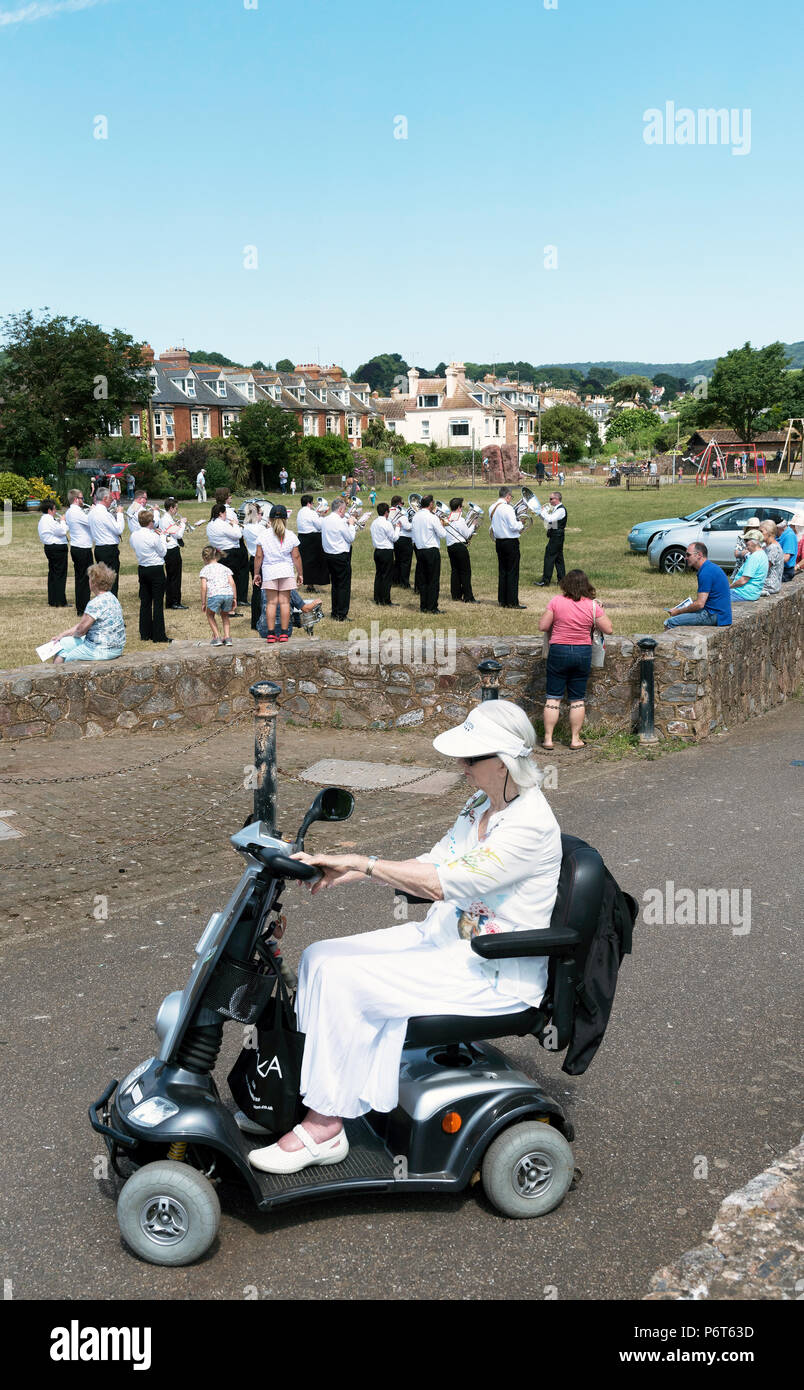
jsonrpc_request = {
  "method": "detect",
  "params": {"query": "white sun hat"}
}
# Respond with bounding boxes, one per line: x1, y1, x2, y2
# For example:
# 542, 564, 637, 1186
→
432, 704, 533, 760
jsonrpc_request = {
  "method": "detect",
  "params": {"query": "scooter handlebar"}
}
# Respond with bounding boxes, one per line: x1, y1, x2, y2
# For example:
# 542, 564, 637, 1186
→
253, 848, 320, 882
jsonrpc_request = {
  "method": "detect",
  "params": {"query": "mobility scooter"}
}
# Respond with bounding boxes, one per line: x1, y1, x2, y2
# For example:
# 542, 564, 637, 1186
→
90, 784, 632, 1266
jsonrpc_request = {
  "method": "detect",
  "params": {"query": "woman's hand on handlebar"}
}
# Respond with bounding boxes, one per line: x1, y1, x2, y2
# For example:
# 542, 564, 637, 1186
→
290, 851, 366, 896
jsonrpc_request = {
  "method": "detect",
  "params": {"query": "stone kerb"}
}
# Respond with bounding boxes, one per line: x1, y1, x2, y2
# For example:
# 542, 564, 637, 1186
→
1, 584, 801, 743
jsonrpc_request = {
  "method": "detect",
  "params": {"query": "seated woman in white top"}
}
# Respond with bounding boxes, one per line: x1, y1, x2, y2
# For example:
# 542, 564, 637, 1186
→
253, 504, 303, 643
246, 699, 562, 1175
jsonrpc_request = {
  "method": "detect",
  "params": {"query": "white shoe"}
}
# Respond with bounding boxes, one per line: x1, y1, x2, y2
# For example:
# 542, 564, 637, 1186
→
248, 1123, 349, 1174
234, 1109, 274, 1136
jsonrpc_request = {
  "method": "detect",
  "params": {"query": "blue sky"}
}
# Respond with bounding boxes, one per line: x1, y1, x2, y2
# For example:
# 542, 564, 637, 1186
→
1, 0, 801, 371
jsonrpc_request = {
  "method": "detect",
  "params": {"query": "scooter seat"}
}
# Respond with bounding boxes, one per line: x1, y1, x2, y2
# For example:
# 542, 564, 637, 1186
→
404, 1007, 543, 1048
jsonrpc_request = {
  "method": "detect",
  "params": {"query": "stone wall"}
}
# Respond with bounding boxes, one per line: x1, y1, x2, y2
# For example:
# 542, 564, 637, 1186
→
1, 583, 801, 743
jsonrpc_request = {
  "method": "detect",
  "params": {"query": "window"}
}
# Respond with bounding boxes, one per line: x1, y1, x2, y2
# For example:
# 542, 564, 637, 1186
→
153, 411, 163, 438
108, 420, 122, 437
165, 412, 174, 439
421, 419, 430, 439
128, 414, 141, 437
419, 394, 440, 408
450, 420, 470, 437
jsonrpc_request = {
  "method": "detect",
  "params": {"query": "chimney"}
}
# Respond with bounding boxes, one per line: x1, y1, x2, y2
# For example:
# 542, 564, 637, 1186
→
408, 367, 419, 398
159, 347, 190, 369
140, 343, 155, 364
445, 361, 465, 398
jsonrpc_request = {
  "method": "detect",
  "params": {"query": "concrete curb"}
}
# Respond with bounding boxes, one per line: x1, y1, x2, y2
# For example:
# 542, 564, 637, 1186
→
645, 1136, 804, 1300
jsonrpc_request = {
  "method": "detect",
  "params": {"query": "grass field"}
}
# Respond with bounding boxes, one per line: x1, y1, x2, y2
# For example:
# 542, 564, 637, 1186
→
3, 479, 803, 671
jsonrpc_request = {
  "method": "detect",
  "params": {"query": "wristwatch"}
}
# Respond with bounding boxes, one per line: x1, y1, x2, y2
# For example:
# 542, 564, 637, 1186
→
365, 856, 379, 878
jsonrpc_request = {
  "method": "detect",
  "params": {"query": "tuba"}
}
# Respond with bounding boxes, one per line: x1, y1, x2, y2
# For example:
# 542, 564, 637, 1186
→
513, 486, 542, 526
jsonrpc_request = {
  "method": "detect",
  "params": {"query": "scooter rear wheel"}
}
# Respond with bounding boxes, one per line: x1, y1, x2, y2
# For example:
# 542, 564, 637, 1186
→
482, 1122, 574, 1219
117, 1160, 220, 1266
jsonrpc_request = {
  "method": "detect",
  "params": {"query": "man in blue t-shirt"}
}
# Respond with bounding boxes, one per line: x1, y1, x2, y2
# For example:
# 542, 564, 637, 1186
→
664, 542, 732, 627
776, 518, 797, 582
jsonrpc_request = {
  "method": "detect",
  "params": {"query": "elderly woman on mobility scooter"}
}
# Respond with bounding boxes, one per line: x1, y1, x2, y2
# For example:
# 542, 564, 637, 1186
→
244, 699, 562, 1175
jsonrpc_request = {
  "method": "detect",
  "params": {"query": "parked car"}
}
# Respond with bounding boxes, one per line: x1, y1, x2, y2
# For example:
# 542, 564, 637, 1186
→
647, 497, 804, 573
627, 498, 742, 553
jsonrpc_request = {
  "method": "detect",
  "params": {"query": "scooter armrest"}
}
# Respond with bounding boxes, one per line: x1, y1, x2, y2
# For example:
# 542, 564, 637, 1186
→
471, 926, 580, 959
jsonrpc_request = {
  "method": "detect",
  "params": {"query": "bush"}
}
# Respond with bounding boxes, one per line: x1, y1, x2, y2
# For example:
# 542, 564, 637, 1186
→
0, 472, 34, 509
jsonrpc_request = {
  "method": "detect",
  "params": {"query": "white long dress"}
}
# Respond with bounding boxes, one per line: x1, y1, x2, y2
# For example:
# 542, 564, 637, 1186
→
295, 785, 562, 1118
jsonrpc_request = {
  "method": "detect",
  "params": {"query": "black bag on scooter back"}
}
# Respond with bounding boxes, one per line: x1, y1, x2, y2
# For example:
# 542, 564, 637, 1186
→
227, 971, 306, 1136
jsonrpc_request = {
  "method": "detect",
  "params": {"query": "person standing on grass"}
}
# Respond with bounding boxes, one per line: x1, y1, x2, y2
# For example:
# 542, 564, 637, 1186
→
539, 569, 613, 751
200, 545, 237, 646
129, 510, 170, 643
37, 500, 69, 607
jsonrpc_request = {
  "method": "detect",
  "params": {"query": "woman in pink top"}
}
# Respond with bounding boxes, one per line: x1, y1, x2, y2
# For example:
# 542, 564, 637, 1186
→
538, 570, 613, 751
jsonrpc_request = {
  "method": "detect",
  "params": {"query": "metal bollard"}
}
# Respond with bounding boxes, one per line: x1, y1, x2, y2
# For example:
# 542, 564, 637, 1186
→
478, 658, 502, 701
637, 638, 659, 743
249, 681, 281, 830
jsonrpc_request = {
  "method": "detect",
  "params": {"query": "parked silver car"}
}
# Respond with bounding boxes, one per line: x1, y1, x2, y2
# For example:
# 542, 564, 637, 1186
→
647, 496, 804, 573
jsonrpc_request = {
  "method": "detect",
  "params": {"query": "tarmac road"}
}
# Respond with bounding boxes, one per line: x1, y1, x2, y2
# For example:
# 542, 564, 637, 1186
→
0, 704, 801, 1301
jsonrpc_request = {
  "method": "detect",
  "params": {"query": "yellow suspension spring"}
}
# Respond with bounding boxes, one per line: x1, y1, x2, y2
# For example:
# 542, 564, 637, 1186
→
167, 1141, 187, 1162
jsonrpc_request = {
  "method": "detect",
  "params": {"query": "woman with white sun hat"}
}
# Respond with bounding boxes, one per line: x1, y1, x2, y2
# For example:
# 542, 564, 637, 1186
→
244, 698, 563, 1176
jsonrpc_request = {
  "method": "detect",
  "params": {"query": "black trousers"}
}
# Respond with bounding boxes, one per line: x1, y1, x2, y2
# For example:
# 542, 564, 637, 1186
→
165, 547, 182, 607
496, 537, 520, 607
138, 565, 167, 641
448, 542, 474, 601
373, 548, 394, 605
326, 551, 352, 620
415, 546, 441, 613
393, 536, 413, 588
44, 545, 69, 606
542, 531, 566, 584
71, 545, 94, 614
220, 547, 248, 604
93, 544, 120, 597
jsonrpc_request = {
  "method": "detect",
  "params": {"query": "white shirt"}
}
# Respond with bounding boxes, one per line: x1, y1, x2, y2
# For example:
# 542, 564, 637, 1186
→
38, 514, 68, 546
296, 506, 323, 536
445, 513, 475, 547
65, 503, 93, 548
416, 786, 562, 1007
542, 505, 566, 532
206, 517, 242, 552
256, 525, 300, 581
412, 509, 446, 550
158, 513, 186, 550
89, 504, 125, 546
129, 527, 168, 567
321, 511, 355, 555
370, 517, 396, 550
490, 500, 523, 540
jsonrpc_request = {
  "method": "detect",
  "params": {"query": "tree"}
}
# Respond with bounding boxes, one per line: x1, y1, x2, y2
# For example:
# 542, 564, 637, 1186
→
609, 375, 655, 404
607, 408, 661, 451
538, 405, 597, 461
275, 358, 295, 373
706, 341, 791, 440
230, 401, 301, 490
0, 310, 151, 488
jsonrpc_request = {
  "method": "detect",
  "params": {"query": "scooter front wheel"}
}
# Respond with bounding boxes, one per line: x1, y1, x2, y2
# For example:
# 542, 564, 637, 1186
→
482, 1121, 574, 1219
117, 1160, 221, 1266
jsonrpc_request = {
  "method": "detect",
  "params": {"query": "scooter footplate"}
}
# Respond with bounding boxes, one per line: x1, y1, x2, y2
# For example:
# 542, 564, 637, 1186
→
247, 1117, 396, 1201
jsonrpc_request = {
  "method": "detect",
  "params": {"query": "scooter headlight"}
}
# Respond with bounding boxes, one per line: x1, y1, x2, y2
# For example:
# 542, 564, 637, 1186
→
129, 1097, 179, 1128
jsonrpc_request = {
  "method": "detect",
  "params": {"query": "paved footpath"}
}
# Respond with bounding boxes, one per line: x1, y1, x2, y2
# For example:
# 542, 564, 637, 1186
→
0, 703, 801, 1300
